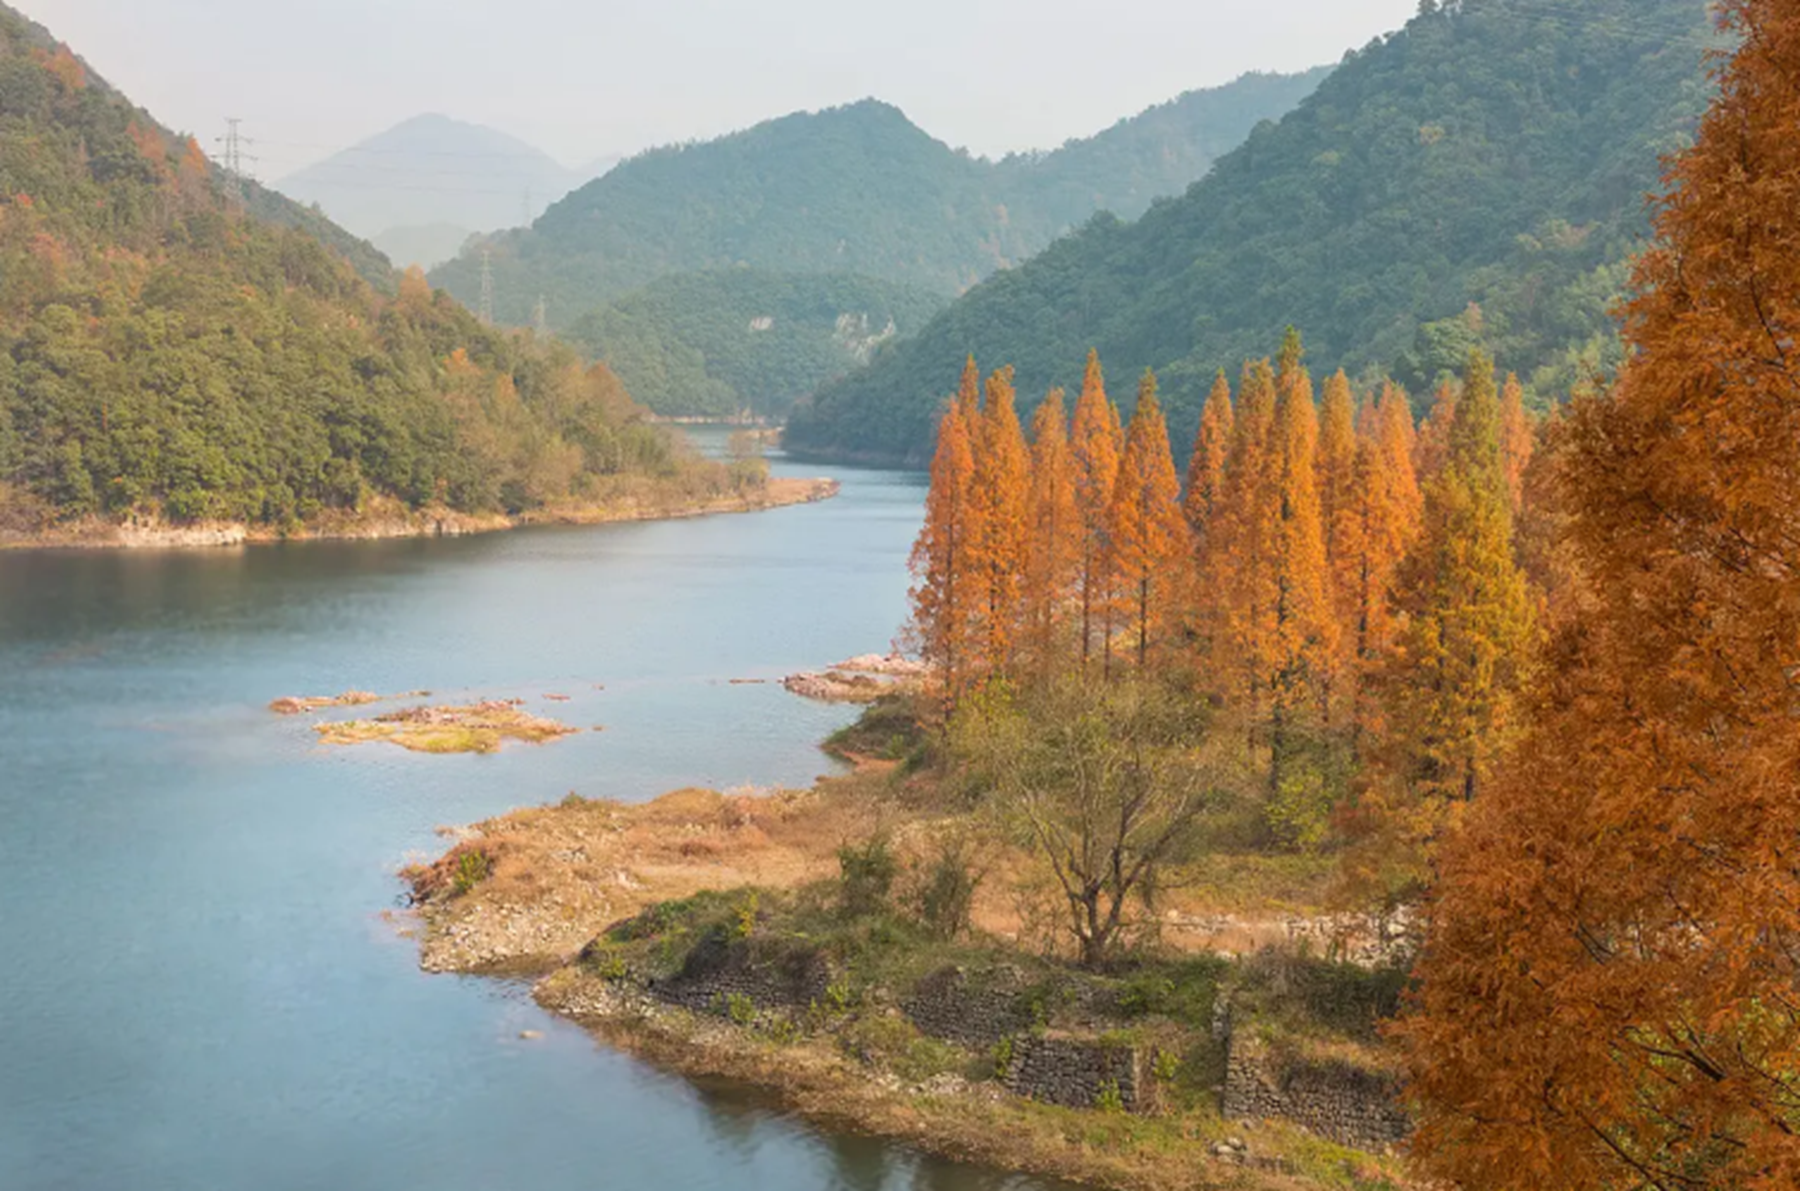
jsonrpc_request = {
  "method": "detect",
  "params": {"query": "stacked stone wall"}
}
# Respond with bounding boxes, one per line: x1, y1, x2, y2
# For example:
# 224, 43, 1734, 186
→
1221, 1038, 1409, 1150
1002, 1033, 1142, 1111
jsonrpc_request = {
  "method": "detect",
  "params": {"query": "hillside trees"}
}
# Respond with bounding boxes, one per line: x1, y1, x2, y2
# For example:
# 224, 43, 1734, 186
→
0, 11, 707, 531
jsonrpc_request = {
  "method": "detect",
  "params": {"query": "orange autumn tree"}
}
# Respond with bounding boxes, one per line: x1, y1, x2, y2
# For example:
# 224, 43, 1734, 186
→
1070, 350, 1123, 670
1262, 332, 1335, 831
1022, 389, 1079, 673
1210, 357, 1280, 711
1184, 369, 1234, 546
1316, 367, 1360, 717
954, 355, 981, 422
909, 399, 979, 707
1376, 381, 1422, 531
1498, 370, 1533, 514
1413, 377, 1458, 484
966, 367, 1032, 678
1106, 371, 1193, 668
1383, 349, 1531, 808
1406, 4, 1800, 1183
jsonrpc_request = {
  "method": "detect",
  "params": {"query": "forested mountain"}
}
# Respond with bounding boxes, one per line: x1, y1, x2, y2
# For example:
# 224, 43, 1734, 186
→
428, 70, 1329, 327
564, 269, 945, 419
278, 113, 598, 269
786, 0, 1717, 464
0, 4, 690, 533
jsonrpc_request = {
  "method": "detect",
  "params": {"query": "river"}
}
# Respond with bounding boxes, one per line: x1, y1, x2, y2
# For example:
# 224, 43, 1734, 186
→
0, 438, 1054, 1191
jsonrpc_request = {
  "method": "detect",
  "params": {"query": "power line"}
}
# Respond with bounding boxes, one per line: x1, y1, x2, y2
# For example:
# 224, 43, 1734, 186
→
533, 294, 549, 339
215, 117, 257, 210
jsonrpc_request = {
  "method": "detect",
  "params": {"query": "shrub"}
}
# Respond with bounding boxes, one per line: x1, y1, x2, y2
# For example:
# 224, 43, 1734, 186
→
837, 836, 897, 918
451, 849, 491, 896
913, 840, 981, 939
1094, 1080, 1125, 1113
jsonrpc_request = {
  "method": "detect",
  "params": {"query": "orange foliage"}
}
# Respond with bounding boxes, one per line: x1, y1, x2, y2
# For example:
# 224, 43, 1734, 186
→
1184, 369, 1233, 551
1498, 370, 1532, 513
1105, 371, 1193, 668
966, 367, 1031, 677
1069, 349, 1123, 670
909, 400, 980, 705
1022, 389, 1079, 673
1413, 377, 1457, 483
1405, 5, 1800, 1183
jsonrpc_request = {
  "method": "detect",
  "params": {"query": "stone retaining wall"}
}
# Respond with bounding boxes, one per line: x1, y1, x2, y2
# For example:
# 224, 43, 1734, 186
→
1002, 1033, 1142, 1111
901, 965, 1035, 1047
1221, 1038, 1409, 1150
649, 930, 835, 1015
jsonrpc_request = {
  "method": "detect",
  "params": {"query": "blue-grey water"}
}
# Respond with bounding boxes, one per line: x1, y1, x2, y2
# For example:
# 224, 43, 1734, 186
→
0, 439, 1049, 1191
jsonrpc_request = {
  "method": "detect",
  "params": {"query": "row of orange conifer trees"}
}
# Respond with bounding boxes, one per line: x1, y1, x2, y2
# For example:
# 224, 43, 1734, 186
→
909, 328, 1540, 840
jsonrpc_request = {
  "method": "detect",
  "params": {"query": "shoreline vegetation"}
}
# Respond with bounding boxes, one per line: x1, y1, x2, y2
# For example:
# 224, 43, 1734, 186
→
0, 476, 839, 552
403, 705, 1411, 1191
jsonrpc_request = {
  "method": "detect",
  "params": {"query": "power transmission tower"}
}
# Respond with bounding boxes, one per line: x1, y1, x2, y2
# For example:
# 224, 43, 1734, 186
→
521, 186, 534, 228
533, 294, 548, 339
215, 117, 255, 211
479, 247, 495, 326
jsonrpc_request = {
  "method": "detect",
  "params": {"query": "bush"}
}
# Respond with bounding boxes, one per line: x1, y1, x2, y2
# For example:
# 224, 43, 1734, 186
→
913, 840, 981, 938
837, 836, 898, 918
451, 849, 491, 896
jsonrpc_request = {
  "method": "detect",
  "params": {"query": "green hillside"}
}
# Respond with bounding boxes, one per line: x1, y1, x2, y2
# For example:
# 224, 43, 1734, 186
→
563, 269, 945, 419
785, 0, 1717, 464
0, 4, 695, 533
428, 70, 1328, 328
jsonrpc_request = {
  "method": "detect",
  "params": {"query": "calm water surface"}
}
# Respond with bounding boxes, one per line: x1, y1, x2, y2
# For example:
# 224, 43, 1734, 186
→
0, 440, 1054, 1191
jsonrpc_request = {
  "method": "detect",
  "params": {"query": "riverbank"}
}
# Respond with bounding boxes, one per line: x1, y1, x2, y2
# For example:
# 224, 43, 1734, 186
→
403, 754, 1413, 1191
0, 476, 839, 551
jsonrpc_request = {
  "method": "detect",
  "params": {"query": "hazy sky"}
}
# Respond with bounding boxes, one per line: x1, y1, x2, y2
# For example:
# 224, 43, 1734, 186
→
18, 0, 1418, 179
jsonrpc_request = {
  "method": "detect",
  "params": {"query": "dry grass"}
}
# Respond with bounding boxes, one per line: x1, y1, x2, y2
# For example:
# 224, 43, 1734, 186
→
403, 771, 902, 972
317, 700, 578, 755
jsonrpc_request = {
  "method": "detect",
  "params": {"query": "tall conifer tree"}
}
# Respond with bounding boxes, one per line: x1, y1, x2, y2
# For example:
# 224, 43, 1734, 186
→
1106, 371, 1194, 668
1265, 331, 1335, 770
1498, 370, 1533, 513
1211, 357, 1280, 709
1385, 349, 1531, 805
1070, 350, 1122, 670
1317, 368, 1360, 712
909, 400, 979, 706
966, 366, 1030, 677
1184, 370, 1234, 545
1023, 389, 1079, 674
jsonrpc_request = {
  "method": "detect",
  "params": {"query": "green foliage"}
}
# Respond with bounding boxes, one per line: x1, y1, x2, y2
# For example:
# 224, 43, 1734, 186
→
912, 839, 982, 940
1151, 1049, 1181, 1082
992, 1034, 1015, 1079
786, 0, 1718, 462
451, 849, 491, 896
430, 74, 1329, 328
1115, 958, 1229, 1027
1093, 1080, 1125, 1113
564, 269, 945, 419
836, 836, 898, 919
0, 13, 709, 527
722, 991, 756, 1026
842, 1012, 964, 1083
734, 891, 759, 939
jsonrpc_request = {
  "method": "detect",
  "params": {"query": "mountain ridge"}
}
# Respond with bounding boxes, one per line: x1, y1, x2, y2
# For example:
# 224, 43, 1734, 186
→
428, 69, 1331, 328
785, 0, 1718, 464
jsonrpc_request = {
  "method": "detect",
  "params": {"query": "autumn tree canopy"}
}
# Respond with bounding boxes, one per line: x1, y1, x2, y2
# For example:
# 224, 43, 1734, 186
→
1404, 4, 1800, 1184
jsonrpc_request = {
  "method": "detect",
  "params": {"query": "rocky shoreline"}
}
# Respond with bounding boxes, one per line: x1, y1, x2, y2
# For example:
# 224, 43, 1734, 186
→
0, 476, 839, 552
